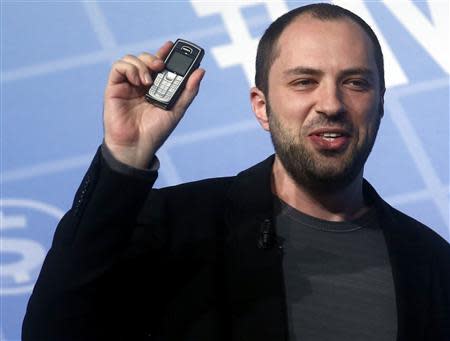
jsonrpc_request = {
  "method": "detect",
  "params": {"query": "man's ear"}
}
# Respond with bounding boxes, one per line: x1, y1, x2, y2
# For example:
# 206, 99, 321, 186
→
250, 87, 270, 131
379, 88, 386, 118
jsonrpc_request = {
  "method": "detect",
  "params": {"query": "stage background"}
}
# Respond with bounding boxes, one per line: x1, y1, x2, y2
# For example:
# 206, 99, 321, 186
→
1, 1, 449, 339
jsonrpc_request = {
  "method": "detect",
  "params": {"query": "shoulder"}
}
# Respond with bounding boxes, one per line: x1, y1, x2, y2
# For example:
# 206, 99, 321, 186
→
386, 203, 448, 248
135, 177, 236, 226
152, 176, 235, 205
151, 154, 276, 204
365, 180, 448, 246
381, 202, 450, 270
364, 180, 449, 260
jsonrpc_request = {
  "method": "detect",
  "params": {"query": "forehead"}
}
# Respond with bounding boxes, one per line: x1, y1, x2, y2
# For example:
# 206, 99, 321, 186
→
273, 15, 377, 74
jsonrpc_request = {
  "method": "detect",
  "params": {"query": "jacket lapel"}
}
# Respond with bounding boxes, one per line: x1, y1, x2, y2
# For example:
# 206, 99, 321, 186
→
225, 155, 288, 341
365, 181, 432, 341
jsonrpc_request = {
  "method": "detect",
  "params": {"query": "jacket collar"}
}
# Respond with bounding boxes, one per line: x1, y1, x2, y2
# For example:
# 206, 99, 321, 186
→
225, 155, 288, 340
364, 182, 432, 340
226, 154, 275, 220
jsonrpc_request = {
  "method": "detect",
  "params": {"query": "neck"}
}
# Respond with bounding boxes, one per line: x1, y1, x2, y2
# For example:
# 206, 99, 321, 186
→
271, 156, 369, 222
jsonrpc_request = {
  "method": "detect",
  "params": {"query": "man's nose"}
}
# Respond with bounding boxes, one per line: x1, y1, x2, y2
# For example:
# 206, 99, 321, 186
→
315, 82, 346, 117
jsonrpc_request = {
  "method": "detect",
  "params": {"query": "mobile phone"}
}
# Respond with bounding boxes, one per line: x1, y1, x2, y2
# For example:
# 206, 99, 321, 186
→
145, 39, 204, 110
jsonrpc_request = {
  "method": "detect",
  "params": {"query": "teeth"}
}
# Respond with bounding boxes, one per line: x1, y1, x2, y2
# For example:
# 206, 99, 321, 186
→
321, 133, 342, 138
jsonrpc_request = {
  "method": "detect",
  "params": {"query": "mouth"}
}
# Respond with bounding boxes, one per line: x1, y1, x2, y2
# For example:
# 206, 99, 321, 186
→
316, 132, 346, 141
307, 128, 352, 151
309, 127, 351, 136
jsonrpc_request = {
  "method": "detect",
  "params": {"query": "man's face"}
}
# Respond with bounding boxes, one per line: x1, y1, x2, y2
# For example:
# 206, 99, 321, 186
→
264, 15, 383, 192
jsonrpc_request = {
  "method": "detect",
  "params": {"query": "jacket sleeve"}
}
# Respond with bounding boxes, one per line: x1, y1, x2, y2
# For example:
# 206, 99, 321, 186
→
22, 146, 162, 340
427, 235, 450, 340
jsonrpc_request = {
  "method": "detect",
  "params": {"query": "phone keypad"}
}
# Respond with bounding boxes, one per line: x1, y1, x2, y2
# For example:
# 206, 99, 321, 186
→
148, 70, 180, 103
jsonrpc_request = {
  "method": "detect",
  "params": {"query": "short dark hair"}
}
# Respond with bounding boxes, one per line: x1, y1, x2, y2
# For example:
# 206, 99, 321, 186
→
255, 3, 385, 95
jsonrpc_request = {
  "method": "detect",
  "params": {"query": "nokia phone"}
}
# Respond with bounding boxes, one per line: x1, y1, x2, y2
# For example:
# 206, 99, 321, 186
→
145, 39, 204, 110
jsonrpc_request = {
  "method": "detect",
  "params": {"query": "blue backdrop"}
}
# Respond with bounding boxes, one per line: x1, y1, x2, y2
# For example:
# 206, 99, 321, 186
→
1, 1, 449, 339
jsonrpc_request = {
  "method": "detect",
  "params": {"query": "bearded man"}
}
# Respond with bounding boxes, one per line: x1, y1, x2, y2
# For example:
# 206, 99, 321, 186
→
23, 3, 450, 341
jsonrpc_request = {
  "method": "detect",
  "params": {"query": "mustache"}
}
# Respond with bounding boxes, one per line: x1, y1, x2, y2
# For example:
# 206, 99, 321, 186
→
303, 116, 354, 132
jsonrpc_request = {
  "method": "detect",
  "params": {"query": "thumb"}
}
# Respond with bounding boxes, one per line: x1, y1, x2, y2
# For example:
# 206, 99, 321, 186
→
172, 68, 206, 114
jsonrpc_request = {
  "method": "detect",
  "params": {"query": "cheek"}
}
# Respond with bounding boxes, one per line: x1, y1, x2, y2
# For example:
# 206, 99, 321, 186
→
356, 111, 381, 145
269, 89, 311, 123
345, 94, 380, 127
270, 110, 301, 144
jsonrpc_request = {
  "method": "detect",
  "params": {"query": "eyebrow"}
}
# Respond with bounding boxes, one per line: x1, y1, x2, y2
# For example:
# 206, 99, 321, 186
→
340, 67, 375, 79
283, 67, 323, 77
283, 66, 375, 79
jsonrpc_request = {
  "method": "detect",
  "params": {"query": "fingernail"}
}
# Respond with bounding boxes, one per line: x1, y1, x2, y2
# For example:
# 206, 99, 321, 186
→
144, 73, 151, 84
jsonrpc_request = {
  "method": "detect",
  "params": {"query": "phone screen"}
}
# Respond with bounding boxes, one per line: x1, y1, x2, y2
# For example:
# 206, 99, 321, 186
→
166, 51, 193, 76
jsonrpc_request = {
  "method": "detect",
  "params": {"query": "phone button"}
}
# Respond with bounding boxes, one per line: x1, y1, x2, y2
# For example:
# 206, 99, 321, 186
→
165, 72, 176, 81
154, 74, 163, 85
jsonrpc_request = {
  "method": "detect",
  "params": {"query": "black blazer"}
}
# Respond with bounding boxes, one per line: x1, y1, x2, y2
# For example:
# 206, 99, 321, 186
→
23, 149, 450, 340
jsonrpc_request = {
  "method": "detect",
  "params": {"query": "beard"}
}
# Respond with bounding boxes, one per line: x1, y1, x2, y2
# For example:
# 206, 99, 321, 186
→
268, 102, 381, 193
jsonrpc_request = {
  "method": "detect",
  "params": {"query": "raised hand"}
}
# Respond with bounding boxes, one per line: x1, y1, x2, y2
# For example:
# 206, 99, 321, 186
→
103, 41, 205, 168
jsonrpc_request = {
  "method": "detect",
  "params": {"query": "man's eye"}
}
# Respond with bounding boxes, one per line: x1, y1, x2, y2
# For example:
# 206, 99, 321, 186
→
346, 79, 370, 90
291, 79, 316, 88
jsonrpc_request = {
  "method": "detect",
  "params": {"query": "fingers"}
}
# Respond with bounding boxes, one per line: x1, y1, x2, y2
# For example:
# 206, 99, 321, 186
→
155, 40, 174, 60
137, 41, 173, 70
108, 60, 142, 86
122, 54, 153, 85
108, 41, 173, 86
173, 68, 206, 114
137, 52, 164, 71
109, 55, 161, 87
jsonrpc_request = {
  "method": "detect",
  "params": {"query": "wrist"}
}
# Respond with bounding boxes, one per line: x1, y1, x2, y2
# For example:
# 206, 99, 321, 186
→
103, 139, 155, 170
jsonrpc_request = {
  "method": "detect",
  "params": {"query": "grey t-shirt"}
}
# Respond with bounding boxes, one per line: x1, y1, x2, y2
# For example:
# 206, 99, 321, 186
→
275, 199, 397, 341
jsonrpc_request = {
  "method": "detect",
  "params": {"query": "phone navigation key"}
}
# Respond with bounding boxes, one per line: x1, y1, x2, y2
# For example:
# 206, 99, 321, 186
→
165, 72, 176, 81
